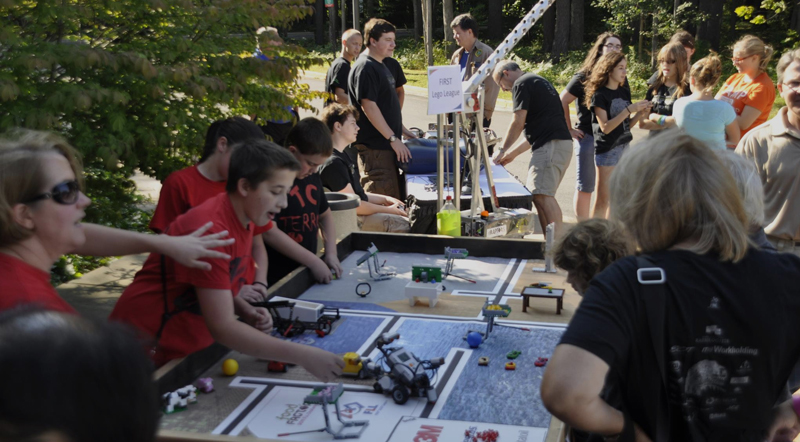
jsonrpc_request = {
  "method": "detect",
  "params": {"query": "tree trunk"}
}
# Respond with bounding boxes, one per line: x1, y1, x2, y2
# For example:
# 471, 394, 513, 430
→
442, 0, 455, 52
791, 0, 800, 33
552, 0, 570, 60
413, 0, 423, 40
423, 0, 434, 66
542, 5, 555, 55
568, 0, 583, 50
315, 0, 324, 45
651, 14, 659, 69
488, 0, 503, 40
697, 0, 723, 51
329, 3, 337, 52
365, 0, 374, 19
638, 13, 644, 62
341, 0, 346, 34
352, 0, 359, 34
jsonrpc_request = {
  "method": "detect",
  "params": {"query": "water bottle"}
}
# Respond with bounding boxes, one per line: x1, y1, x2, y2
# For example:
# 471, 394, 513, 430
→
436, 196, 461, 237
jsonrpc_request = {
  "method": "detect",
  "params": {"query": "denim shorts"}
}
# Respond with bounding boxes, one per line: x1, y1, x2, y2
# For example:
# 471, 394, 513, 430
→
595, 143, 628, 167
574, 135, 596, 193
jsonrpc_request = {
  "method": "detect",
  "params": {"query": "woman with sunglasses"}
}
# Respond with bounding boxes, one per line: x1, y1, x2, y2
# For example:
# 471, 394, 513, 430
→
560, 32, 623, 221
716, 35, 776, 138
0, 130, 234, 314
638, 42, 691, 136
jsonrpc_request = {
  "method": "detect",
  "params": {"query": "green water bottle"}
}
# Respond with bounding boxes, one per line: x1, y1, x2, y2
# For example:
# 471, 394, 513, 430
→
437, 195, 461, 237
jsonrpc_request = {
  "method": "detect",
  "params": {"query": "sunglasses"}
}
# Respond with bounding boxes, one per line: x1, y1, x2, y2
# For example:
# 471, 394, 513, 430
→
731, 55, 754, 63
659, 59, 676, 64
24, 180, 81, 205
603, 43, 622, 50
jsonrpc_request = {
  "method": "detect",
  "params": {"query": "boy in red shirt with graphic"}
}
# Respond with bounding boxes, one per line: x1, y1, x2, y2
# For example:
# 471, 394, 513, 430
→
263, 118, 343, 285
110, 140, 344, 380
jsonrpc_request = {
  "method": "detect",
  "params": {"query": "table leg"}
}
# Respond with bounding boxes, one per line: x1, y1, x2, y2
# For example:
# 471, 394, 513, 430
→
557, 297, 562, 315
522, 295, 528, 313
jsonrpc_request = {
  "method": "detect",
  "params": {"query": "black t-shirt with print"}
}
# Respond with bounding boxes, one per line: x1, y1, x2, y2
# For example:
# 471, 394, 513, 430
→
560, 249, 800, 441
591, 86, 633, 154
325, 57, 351, 106
382, 57, 407, 88
646, 83, 692, 117
319, 149, 369, 202
266, 173, 330, 285
348, 55, 402, 151
511, 73, 571, 152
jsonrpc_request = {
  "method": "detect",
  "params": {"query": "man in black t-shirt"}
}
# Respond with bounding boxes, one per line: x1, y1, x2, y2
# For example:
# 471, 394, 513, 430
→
325, 29, 363, 106
347, 18, 408, 200
491, 60, 572, 235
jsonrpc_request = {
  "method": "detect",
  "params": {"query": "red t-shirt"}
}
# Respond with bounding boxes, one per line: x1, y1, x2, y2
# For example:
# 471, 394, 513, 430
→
717, 72, 776, 136
110, 193, 273, 366
0, 253, 76, 314
149, 165, 273, 236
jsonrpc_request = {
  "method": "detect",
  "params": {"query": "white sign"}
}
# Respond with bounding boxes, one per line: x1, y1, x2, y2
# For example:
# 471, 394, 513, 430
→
427, 65, 463, 115
388, 417, 548, 442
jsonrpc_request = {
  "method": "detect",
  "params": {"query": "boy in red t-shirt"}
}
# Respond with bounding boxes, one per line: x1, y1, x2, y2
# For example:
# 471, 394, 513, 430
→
150, 117, 271, 302
110, 140, 345, 380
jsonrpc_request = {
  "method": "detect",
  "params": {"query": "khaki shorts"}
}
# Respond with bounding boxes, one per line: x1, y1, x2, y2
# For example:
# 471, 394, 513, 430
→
526, 139, 572, 196
359, 213, 411, 233
355, 144, 402, 200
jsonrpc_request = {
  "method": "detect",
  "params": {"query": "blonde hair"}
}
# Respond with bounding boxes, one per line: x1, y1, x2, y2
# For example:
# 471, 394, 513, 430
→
733, 35, 774, 73
0, 130, 83, 247
552, 219, 635, 294
652, 42, 689, 99
776, 47, 800, 85
689, 52, 723, 93
717, 151, 764, 228
609, 129, 749, 261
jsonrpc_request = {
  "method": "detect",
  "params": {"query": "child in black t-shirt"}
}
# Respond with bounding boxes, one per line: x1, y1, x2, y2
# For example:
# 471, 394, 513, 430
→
584, 52, 652, 218
262, 118, 342, 285
639, 42, 692, 136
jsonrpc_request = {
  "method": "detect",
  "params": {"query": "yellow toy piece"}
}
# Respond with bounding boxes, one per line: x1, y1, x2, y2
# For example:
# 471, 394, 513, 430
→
342, 352, 363, 376
222, 358, 239, 376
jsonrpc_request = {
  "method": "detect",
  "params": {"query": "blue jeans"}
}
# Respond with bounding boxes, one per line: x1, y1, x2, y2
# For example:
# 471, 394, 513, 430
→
574, 135, 596, 192
595, 143, 628, 167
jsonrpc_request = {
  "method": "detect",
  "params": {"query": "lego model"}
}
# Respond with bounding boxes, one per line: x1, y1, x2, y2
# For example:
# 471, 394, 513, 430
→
342, 352, 381, 379
466, 302, 512, 341
534, 357, 549, 367
478, 357, 489, 366
250, 299, 340, 338
278, 383, 368, 439
195, 377, 214, 393
162, 384, 198, 414
355, 282, 371, 297
404, 280, 444, 307
505, 362, 516, 370
371, 332, 445, 405
506, 350, 521, 359
443, 247, 476, 283
356, 243, 395, 281
411, 265, 443, 283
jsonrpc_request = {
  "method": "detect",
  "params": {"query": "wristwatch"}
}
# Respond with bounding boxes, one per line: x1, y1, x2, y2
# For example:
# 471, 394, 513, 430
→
387, 134, 397, 142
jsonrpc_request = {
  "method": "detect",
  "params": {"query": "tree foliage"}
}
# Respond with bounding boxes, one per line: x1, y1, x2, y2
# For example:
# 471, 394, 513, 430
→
0, 0, 324, 180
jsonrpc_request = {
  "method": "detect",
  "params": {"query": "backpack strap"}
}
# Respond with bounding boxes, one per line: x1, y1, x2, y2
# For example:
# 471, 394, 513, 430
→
635, 256, 670, 442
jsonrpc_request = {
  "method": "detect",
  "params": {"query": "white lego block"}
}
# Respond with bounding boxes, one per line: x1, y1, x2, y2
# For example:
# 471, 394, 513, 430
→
270, 296, 324, 322
405, 281, 444, 308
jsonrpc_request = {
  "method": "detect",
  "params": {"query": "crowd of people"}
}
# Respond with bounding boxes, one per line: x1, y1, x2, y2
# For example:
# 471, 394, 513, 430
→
1, 10, 800, 442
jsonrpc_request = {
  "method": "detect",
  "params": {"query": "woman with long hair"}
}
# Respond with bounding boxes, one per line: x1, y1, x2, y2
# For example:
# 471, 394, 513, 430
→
639, 42, 691, 135
669, 53, 740, 150
584, 52, 651, 219
560, 32, 622, 220
716, 35, 776, 137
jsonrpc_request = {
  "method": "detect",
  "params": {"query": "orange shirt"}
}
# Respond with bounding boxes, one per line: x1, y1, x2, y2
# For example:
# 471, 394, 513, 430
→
717, 72, 776, 136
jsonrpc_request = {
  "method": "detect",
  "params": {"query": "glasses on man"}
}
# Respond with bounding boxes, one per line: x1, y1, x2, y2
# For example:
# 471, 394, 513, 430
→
603, 43, 622, 50
783, 82, 800, 94
23, 180, 81, 205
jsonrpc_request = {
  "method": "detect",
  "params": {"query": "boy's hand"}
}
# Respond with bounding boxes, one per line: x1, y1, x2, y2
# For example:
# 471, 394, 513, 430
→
386, 202, 407, 216
323, 254, 342, 279
245, 307, 273, 334
309, 258, 333, 284
238, 284, 268, 303
300, 347, 345, 382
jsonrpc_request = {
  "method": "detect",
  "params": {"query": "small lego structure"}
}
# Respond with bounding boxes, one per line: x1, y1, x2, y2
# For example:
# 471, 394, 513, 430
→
478, 356, 489, 366
278, 383, 368, 439
506, 350, 521, 359
356, 243, 395, 281
195, 377, 214, 393
442, 247, 476, 283
222, 358, 238, 376
411, 265, 443, 283
161, 384, 198, 414
405, 280, 444, 307
505, 362, 516, 370
466, 302, 512, 341
534, 357, 549, 367
268, 361, 287, 373
249, 299, 340, 337
342, 352, 380, 379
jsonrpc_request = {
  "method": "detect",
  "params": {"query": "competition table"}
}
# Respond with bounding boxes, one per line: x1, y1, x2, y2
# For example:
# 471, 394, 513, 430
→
156, 232, 568, 442
406, 164, 533, 234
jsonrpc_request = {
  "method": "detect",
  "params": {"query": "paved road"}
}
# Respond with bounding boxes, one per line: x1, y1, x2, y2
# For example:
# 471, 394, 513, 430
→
298, 73, 650, 223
